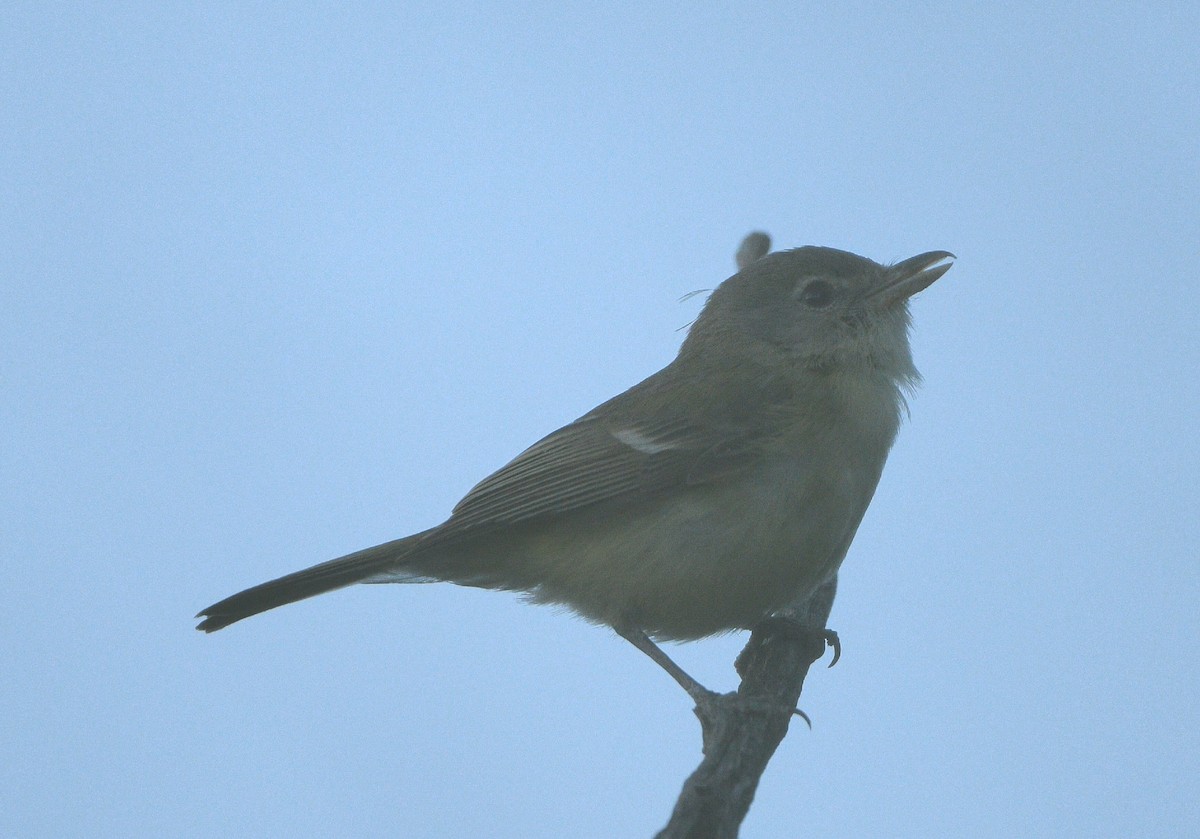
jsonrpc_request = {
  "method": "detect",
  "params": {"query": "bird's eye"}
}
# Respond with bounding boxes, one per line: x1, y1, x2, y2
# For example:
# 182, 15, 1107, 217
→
799, 279, 834, 308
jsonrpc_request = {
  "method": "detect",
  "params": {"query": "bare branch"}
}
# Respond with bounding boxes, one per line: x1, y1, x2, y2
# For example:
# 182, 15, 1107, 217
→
654, 577, 838, 839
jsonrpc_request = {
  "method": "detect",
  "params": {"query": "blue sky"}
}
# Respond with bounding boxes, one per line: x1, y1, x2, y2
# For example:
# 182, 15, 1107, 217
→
4, 3, 1198, 837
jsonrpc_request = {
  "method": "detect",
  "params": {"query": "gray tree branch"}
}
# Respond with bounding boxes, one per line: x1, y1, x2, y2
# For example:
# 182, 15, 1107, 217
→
653, 577, 838, 839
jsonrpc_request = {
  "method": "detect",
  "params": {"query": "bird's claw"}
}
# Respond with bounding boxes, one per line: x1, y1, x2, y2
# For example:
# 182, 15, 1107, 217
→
823, 629, 841, 667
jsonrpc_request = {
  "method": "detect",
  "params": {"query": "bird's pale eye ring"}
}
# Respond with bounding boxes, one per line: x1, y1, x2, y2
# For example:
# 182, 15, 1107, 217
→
798, 279, 834, 308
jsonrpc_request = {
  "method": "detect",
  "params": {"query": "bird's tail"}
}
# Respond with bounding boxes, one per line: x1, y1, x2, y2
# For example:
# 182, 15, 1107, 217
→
195, 534, 425, 632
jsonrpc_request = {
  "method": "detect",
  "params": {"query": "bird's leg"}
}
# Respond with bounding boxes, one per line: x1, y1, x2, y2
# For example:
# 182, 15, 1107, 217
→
615, 623, 717, 704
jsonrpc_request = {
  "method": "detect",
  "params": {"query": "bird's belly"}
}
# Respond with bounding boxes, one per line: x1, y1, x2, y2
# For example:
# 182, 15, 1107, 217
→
528, 455, 878, 640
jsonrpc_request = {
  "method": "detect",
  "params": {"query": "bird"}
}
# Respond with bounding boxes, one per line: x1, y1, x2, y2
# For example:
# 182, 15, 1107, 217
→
197, 234, 953, 701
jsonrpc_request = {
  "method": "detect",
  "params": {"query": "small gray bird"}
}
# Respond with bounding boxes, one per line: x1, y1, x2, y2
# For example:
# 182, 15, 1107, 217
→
197, 238, 953, 699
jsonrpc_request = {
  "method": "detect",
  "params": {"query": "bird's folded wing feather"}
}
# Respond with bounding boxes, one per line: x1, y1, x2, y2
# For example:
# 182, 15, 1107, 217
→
433, 410, 770, 538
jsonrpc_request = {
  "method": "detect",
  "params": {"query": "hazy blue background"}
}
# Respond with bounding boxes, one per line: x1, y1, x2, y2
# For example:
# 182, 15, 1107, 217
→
4, 3, 1198, 837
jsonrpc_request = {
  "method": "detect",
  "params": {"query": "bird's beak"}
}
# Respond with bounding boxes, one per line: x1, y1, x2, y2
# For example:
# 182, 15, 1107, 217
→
869, 251, 955, 306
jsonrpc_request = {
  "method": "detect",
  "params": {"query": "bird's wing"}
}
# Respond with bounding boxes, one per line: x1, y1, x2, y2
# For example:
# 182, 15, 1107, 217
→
435, 412, 760, 536
194, 409, 753, 631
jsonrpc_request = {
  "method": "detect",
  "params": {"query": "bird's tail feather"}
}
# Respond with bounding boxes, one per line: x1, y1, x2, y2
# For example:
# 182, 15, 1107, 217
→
195, 534, 424, 632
